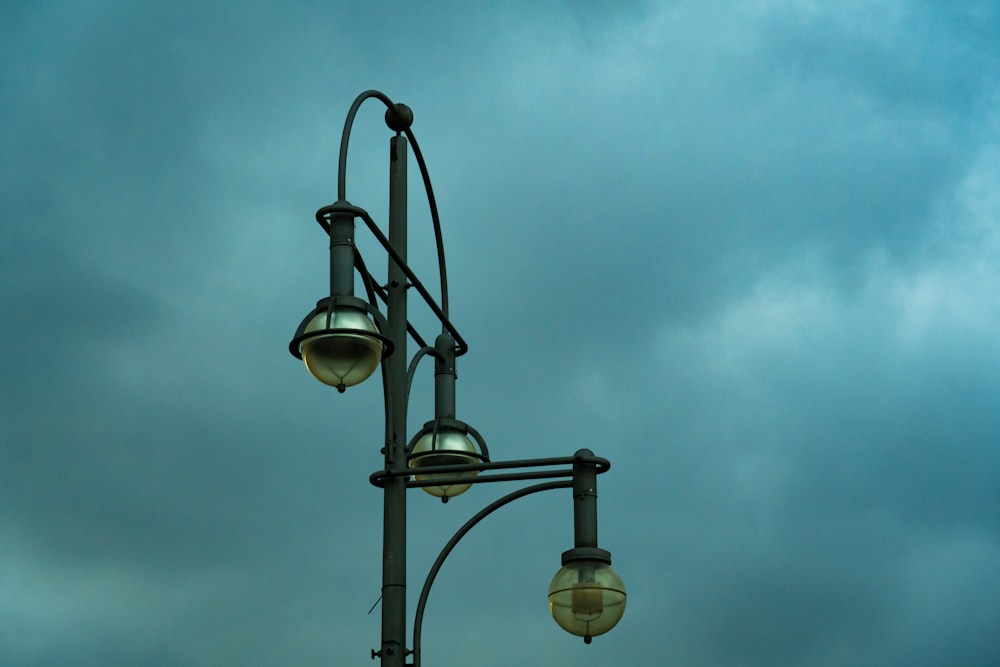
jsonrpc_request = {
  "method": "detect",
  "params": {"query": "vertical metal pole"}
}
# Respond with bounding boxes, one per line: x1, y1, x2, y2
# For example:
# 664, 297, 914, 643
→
329, 211, 356, 298
573, 449, 599, 549
381, 134, 408, 666
433, 332, 456, 420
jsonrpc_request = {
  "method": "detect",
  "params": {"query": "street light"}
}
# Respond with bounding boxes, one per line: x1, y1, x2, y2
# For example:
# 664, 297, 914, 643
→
289, 90, 626, 665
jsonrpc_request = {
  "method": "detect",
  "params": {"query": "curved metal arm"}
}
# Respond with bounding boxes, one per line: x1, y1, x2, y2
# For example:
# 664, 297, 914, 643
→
333, 89, 454, 327
412, 480, 573, 667
402, 127, 450, 320
337, 89, 395, 201
405, 346, 438, 406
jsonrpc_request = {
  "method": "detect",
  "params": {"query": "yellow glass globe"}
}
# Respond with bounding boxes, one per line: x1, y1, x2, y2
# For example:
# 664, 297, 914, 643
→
548, 561, 626, 642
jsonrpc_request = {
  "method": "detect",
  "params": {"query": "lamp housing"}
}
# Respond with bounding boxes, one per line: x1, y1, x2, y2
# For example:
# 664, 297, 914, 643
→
548, 548, 626, 643
290, 296, 391, 391
408, 419, 487, 501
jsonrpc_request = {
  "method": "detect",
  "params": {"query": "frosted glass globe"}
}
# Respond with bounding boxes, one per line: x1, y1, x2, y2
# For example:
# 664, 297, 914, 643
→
548, 561, 626, 642
301, 307, 382, 389
409, 429, 482, 500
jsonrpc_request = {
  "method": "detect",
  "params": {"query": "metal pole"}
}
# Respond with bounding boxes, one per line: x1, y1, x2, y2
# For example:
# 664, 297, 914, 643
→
380, 133, 408, 666
433, 332, 456, 420
329, 211, 356, 298
573, 448, 599, 549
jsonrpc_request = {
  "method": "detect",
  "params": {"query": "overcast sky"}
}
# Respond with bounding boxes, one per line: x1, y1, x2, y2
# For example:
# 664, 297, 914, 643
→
3, 1, 1000, 665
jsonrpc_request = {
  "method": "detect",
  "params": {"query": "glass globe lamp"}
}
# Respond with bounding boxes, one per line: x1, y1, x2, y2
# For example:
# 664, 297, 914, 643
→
548, 559, 626, 643
408, 424, 484, 501
300, 305, 383, 390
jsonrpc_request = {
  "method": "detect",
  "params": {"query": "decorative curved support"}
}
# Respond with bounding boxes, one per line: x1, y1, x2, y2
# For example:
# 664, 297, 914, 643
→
337, 90, 397, 201
401, 128, 450, 319
412, 480, 573, 667
333, 89, 454, 328
405, 346, 439, 406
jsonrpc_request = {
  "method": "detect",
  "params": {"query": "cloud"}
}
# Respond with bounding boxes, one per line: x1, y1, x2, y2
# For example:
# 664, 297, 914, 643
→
2, 1, 999, 665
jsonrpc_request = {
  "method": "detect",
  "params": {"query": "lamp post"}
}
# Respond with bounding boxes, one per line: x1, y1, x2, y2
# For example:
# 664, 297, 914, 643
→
289, 90, 626, 666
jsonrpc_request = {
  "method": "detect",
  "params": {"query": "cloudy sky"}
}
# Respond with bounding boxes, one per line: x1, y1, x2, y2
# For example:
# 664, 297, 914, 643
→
3, 1, 1000, 665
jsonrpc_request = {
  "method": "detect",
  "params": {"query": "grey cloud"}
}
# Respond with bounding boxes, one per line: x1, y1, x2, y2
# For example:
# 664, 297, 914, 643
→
3, 1, 1000, 666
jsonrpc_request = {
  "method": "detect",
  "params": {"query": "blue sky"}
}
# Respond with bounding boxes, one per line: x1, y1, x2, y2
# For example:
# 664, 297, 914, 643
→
3, 1, 1000, 665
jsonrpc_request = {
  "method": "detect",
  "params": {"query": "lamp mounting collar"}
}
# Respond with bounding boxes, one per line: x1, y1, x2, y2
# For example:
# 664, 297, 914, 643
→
560, 547, 612, 566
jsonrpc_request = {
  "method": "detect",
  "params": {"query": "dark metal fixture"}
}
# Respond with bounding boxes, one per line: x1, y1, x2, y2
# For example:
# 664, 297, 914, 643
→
289, 90, 626, 666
